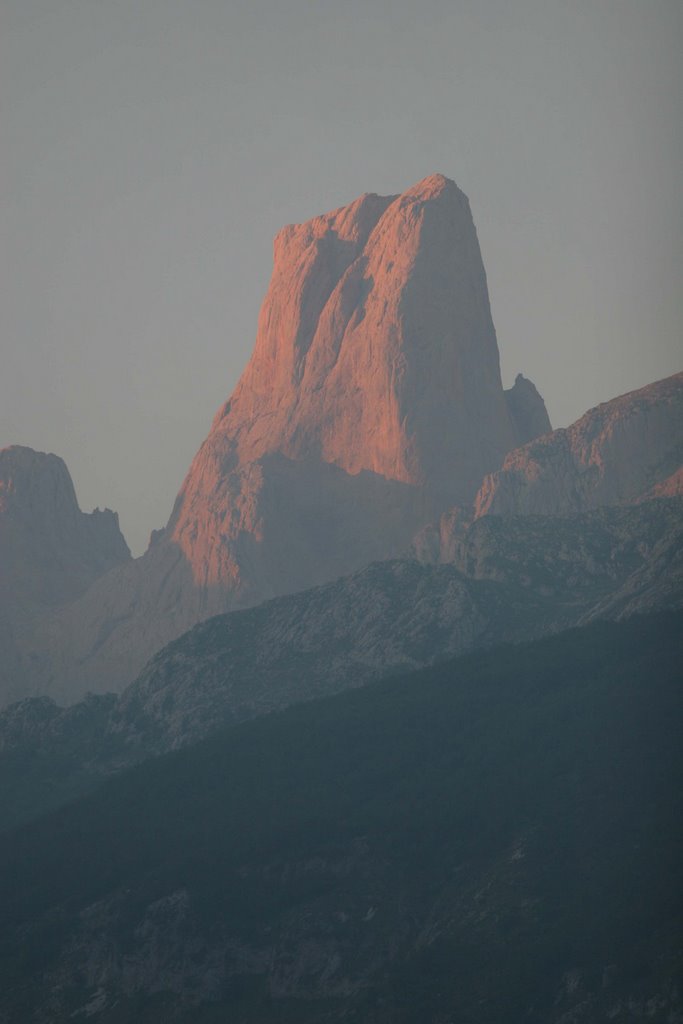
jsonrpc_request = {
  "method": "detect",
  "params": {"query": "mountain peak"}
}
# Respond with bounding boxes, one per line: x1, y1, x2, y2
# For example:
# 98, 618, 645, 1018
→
0, 445, 80, 520
0, 445, 130, 635
504, 373, 552, 445
206, 174, 519, 506
5, 178, 554, 702
401, 172, 462, 201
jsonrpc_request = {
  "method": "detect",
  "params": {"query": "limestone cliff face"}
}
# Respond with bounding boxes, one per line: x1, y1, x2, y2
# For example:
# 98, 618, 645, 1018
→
474, 373, 683, 517
167, 174, 525, 590
16, 174, 549, 703
209, 175, 517, 488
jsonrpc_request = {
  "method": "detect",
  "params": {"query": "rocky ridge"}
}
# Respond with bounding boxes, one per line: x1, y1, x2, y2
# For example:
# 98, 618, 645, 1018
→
33, 367, 681, 707
2, 496, 680, 832
0, 446, 129, 607
3, 180, 680, 710
474, 372, 683, 517
86, 496, 683, 752
5, 175, 552, 705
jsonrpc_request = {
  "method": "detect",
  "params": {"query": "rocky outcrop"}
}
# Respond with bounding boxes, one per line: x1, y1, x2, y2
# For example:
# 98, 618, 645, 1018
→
165, 173, 533, 596
108, 559, 510, 755
11, 175, 551, 705
199, 175, 522, 501
2, 497, 680, 833
504, 373, 552, 445
0, 446, 129, 608
0, 560, 512, 807
0, 447, 130, 706
110, 499, 683, 753
475, 373, 683, 516
415, 496, 683, 616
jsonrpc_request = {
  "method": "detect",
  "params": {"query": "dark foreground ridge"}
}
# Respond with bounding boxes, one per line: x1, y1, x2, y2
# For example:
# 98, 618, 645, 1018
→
0, 611, 681, 1022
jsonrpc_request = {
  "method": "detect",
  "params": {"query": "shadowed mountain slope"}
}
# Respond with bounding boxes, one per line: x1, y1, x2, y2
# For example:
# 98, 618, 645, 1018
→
1, 496, 680, 831
474, 372, 683, 516
0, 446, 129, 607
0, 611, 681, 1023
21, 368, 680, 709
0, 446, 130, 706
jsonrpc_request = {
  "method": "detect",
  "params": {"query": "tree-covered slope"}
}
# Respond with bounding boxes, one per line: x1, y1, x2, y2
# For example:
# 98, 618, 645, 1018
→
0, 611, 681, 1022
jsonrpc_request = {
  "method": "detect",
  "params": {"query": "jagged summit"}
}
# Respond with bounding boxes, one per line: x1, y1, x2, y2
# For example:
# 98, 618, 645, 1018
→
504, 373, 552, 446
267, 173, 460, 246
391, 172, 464, 203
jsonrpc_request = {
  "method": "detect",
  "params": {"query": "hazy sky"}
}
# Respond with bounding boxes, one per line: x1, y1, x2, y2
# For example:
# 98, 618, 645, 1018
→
2, 0, 681, 553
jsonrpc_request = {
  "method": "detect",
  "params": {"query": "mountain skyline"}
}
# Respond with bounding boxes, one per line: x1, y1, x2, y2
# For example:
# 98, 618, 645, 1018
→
2, 366, 679, 710
2, 9, 682, 1019
1, 167, 680, 709
0, 172, 559, 705
3, 1, 681, 554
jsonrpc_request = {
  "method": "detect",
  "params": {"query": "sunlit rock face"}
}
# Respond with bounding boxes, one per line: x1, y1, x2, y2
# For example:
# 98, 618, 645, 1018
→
168, 174, 528, 588
219, 175, 518, 486
9, 176, 551, 703
475, 373, 683, 517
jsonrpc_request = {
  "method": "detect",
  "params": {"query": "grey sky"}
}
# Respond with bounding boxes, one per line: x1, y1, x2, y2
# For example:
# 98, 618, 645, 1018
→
2, 0, 681, 553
